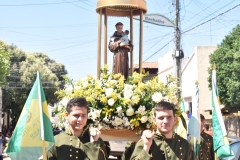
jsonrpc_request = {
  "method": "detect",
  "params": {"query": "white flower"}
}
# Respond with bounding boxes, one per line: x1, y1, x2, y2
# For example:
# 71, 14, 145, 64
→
124, 84, 133, 91
74, 86, 81, 90
94, 109, 101, 118
65, 85, 73, 94
59, 97, 68, 106
124, 90, 133, 99
146, 123, 151, 129
108, 98, 115, 106
163, 96, 169, 101
103, 117, 109, 123
170, 95, 178, 104
114, 117, 123, 126
110, 80, 117, 84
116, 106, 122, 113
148, 116, 153, 123
126, 108, 134, 116
82, 81, 88, 88
89, 109, 101, 121
105, 88, 113, 97
141, 116, 148, 123
136, 105, 146, 115
152, 92, 162, 103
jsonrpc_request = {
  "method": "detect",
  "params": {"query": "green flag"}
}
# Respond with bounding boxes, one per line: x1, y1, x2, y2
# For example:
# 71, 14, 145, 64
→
212, 68, 233, 158
5, 71, 54, 160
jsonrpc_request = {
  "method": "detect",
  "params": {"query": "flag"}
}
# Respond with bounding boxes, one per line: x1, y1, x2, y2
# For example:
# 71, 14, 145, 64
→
5, 71, 54, 160
188, 82, 200, 155
211, 68, 232, 158
175, 98, 187, 139
180, 98, 186, 113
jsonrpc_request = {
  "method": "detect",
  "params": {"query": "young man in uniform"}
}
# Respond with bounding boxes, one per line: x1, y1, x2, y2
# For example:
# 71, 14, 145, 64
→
47, 97, 108, 160
130, 101, 194, 160
199, 114, 214, 160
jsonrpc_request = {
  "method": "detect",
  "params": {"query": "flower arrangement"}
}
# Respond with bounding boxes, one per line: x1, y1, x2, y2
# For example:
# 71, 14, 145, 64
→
55, 65, 182, 133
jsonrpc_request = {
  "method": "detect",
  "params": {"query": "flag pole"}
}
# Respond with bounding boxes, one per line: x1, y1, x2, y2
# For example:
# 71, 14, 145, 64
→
37, 66, 47, 160
42, 141, 46, 160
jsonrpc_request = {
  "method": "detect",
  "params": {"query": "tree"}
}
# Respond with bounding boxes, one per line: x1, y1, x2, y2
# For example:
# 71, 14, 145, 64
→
208, 24, 240, 112
0, 41, 10, 85
0, 40, 68, 128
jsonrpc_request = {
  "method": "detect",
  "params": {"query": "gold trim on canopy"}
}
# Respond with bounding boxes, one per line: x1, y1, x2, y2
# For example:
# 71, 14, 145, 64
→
96, 0, 147, 16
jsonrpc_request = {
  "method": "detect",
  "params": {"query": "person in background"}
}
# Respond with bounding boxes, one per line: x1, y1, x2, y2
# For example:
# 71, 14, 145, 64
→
204, 124, 213, 136
130, 101, 194, 160
186, 110, 192, 119
0, 133, 4, 160
189, 114, 214, 160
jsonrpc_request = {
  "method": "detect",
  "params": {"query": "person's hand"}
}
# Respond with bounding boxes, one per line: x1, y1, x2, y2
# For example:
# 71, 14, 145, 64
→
141, 130, 154, 153
89, 128, 101, 142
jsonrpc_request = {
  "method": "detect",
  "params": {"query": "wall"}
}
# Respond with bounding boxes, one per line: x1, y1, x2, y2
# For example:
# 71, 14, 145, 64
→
197, 46, 217, 119
205, 116, 240, 137
181, 49, 198, 98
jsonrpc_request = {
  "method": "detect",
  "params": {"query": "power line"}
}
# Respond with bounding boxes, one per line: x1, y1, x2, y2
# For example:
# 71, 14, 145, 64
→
182, 3, 240, 34
143, 3, 240, 62
143, 38, 174, 62
0, 1, 84, 6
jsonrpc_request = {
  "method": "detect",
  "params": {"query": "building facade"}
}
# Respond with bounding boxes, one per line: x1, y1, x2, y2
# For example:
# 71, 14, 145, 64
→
158, 46, 217, 119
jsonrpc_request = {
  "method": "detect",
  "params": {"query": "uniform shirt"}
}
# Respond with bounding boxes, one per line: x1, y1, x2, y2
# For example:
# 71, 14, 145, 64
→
130, 133, 194, 160
47, 128, 108, 160
198, 131, 214, 160
188, 131, 214, 160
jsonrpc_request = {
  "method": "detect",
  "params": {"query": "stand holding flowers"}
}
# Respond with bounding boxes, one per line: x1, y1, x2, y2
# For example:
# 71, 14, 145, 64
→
55, 65, 182, 141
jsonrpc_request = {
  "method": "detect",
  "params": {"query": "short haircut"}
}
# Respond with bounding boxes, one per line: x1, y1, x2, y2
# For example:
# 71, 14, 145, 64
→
154, 101, 175, 117
66, 97, 88, 113
125, 30, 129, 34
200, 114, 205, 121
115, 22, 123, 27
204, 124, 209, 131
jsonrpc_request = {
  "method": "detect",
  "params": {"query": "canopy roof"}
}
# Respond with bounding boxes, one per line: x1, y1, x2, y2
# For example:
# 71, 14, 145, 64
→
96, 0, 147, 17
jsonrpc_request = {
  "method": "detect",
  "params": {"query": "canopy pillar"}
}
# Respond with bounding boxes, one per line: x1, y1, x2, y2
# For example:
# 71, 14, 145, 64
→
104, 8, 108, 65
139, 10, 143, 74
130, 9, 134, 75
97, 8, 102, 79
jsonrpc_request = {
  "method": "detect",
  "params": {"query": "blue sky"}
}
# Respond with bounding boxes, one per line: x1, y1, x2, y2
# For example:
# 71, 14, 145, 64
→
0, 0, 239, 80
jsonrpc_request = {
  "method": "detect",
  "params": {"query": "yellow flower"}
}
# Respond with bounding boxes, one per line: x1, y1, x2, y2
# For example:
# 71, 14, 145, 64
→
86, 75, 93, 81
132, 95, 140, 105
104, 64, 108, 70
113, 73, 122, 80
86, 97, 94, 103
100, 96, 108, 104
102, 106, 114, 116
130, 118, 140, 127
123, 98, 131, 106
111, 92, 118, 101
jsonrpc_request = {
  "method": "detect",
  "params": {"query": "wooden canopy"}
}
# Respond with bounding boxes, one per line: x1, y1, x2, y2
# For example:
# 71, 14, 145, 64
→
96, 0, 147, 17
96, 0, 147, 78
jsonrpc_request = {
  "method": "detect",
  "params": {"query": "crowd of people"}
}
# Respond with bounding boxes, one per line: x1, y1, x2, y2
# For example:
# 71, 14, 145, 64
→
46, 97, 214, 160
0, 126, 12, 160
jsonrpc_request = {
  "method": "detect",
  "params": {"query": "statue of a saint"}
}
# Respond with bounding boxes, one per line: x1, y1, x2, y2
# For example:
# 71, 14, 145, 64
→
108, 22, 133, 80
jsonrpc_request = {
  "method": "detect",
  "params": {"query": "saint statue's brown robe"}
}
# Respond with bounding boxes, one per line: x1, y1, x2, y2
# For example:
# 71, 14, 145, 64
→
109, 31, 133, 80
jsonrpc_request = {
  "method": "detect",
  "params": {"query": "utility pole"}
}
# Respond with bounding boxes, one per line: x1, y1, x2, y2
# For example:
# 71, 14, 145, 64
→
174, 0, 183, 98
0, 87, 2, 132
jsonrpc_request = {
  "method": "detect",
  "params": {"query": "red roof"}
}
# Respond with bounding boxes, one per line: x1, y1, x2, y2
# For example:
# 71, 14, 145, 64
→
133, 62, 158, 69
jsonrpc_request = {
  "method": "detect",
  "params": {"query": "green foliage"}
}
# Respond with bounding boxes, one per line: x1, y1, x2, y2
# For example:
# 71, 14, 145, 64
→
0, 40, 68, 126
208, 24, 240, 112
0, 41, 10, 85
